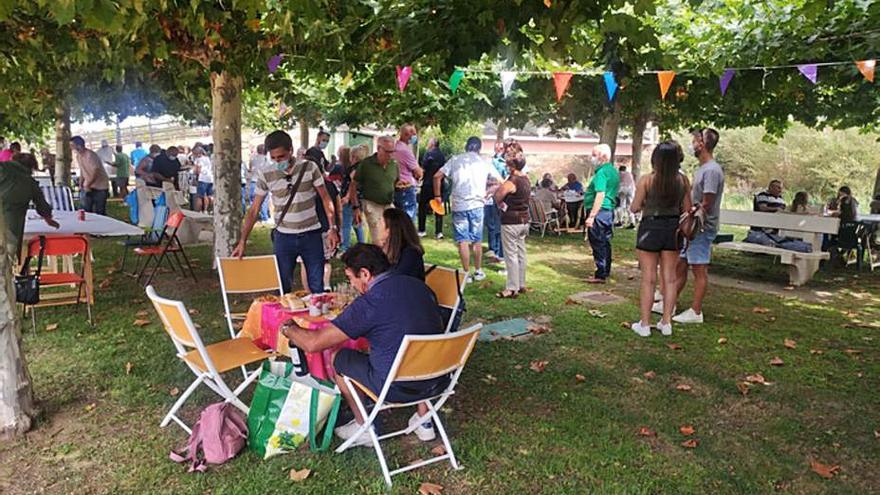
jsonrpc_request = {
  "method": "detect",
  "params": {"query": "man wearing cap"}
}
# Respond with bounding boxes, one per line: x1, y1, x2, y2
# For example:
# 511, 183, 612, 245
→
71, 136, 110, 215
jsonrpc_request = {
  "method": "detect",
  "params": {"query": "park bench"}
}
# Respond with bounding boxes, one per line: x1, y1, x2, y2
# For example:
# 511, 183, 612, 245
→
716, 209, 839, 286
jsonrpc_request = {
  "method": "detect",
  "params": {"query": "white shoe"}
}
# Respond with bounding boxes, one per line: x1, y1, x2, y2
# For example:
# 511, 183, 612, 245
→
672, 308, 704, 324
334, 419, 374, 447
657, 321, 673, 336
408, 413, 436, 441
651, 301, 675, 315
435, 233, 444, 240
631, 321, 651, 337
653, 290, 662, 302
486, 250, 496, 258
418, 231, 427, 238
473, 270, 487, 281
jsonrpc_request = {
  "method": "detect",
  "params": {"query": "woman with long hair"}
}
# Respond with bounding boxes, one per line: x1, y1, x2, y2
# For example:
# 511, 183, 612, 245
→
630, 141, 692, 337
492, 141, 531, 298
790, 191, 809, 213
381, 207, 426, 280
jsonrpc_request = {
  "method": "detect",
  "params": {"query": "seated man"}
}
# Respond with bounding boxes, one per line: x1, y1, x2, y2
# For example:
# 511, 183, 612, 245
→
745, 179, 786, 244
282, 243, 448, 447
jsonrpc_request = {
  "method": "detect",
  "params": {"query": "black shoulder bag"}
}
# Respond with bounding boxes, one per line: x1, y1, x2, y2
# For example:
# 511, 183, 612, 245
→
270, 162, 310, 244
15, 235, 45, 304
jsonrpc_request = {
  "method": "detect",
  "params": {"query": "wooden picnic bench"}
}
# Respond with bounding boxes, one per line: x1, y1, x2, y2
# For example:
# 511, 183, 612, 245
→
717, 209, 839, 286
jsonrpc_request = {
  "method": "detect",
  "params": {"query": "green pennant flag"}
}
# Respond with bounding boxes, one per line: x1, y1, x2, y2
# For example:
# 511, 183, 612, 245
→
449, 70, 465, 93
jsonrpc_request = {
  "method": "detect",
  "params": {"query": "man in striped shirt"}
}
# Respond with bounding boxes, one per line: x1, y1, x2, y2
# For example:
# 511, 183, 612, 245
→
233, 130, 339, 293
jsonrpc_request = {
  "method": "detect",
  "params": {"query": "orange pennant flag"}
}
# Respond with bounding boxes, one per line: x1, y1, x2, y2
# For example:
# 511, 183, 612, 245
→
657, 71, 675, 99
856, 60, 875, 82
553, 72, 573, 102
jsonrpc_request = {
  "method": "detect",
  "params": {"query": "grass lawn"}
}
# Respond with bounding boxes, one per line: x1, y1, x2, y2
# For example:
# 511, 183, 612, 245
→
1, 204, 878, 494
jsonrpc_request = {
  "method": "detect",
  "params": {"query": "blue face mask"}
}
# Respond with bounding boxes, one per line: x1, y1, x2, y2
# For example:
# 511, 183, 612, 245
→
275, 159, 289, 171
409, 135, 418, 145
318, 141, 328, 150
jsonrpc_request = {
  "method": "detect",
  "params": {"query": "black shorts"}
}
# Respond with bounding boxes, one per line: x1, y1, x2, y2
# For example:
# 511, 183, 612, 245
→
636, 216, 680, 252
333, 348, 450, 403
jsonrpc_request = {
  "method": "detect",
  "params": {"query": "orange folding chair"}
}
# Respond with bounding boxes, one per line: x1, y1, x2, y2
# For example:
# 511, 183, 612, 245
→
424, 264, 468, 333
134, 211, 196, 286
23, 235, 93, 329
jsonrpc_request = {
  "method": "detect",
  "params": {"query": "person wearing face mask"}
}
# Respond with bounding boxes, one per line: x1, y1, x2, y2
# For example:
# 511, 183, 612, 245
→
305, 130, 332, 171
233, 130, 339, 294
672, 128, 724, 325
135, 144, 162, 180
144, 145, 182, 189
71, 136, 111, 215
391, 123, 424, 222
583, 144, 620, 284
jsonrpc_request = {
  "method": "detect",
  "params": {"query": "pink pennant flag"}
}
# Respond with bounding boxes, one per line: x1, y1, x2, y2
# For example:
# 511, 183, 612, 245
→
797, 64, 818, 84
720, 69, 735, 96
396, 65, 412, 92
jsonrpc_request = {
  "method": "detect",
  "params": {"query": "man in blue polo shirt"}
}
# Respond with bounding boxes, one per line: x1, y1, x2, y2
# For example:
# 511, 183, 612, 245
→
282, 243, 447, 447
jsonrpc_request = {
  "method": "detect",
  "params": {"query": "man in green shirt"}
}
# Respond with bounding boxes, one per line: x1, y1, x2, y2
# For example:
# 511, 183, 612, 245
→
113, 145, 131, 197
349, 136, 399, 244
583, 144, 620, 283
0, 154, 59, 257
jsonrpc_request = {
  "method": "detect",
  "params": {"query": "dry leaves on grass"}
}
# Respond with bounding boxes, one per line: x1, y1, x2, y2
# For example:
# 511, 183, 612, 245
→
666, 343, 683, 351
643, 370, 656, 380
679, 425, 695, 436
809, 459, 840, 479
752, 307, 770, 314
681, 439, 699, 448
133, 319, 150, 327
430, 445, 446, 456
574, 374, 586, 383
125, 362, 133, 375
529, 360, 548, 373
810, 349, 824, 355
745, 373, 768, 385
770, 357, 785, 366
45, 323, 59, 332
289, 468, 311, 482
136, 310, 149, 317
169, 387, 180, 396
717, 337, 728, 345
480, 374, 497, 384
784, 338, 797, 349
98, 278, 112, 289
736, 382, 750, 395
588, 309, 607, 318
188, 308, 200, 315
419, 482, 444, 495
637, 427, 656, 437
845, 349, 862, 355
675, 383, 693, 392
527, 324, 551, 335
84, 402, 97, 412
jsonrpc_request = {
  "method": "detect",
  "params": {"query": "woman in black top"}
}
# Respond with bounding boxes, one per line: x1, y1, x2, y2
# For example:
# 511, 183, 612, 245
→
381, 208, 425, 280
493, 141, 531, 298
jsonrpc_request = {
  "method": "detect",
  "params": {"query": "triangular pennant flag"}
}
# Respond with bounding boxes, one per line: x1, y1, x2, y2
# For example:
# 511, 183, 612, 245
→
396, 65, 412, 92
856, 60, 875, 82
552, 72, 573, 102
449, 70, 465, 93
603, 71, 618, 102
267, 54, 284, 74
657, 71, 675, 99
797, 64, 818, 84
500, 71, 516, 97
720, 69, 735, 96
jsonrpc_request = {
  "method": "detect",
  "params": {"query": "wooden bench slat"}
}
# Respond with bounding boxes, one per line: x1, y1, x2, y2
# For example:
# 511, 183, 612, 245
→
720, 209, 839, 234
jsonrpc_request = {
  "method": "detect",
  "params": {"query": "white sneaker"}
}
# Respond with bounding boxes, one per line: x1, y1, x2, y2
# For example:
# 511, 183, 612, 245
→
408, 413, 436, 441
473, 270, 487, 281
653, 290, 662, 302
651, 300, 675, 315
657, 321, 673, 336
672, 308, 704, 324
486, 250, 496, 258
334, 419, 374, 447
631, 321, 651, 337
435, 233, 444, 240
418, 231, 427, 238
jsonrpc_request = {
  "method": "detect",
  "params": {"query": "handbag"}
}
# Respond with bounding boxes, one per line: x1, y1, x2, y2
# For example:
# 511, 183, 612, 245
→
677, 204, 705, 249
270, 162, 310, 244
15, 236, 45, 305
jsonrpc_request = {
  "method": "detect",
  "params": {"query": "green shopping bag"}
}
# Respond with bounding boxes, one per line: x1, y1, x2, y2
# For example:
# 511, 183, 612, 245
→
247, 361, 341, 459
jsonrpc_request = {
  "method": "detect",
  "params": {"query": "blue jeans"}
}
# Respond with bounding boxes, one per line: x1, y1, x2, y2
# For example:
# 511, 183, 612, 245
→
248, 182, 270, 221
393, 186, 418, 223
341, 203, 364, 251
484, 204, 503, 258
274, 229, 324, 294
587, 209, 614, 279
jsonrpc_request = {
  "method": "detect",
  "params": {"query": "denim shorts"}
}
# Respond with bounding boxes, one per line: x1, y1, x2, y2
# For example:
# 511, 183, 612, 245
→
197, 181, 214, 197
681, 228, 717, 265
452, 207, 484, 243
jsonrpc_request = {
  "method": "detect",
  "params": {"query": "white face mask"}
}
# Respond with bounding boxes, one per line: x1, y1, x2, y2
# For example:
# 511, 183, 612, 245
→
590, 156, 600, 166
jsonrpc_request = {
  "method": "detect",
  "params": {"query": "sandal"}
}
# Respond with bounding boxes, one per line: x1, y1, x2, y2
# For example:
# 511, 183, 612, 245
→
495, 290, 518, 299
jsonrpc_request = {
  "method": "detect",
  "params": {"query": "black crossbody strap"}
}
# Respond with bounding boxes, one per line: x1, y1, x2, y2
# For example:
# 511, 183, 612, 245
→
19, 236, 46, 277
276, 162, 310, 225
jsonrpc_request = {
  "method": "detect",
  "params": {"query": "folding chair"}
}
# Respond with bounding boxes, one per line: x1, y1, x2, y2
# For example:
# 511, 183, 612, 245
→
146, 285, 274, 434
425, 264, 468, 333
134, 211, 197, 286
335, 324, 483, 487
217, 255, 284, 338
529, 197, 561, 237
22, 235, 93, 330
121, 204, 168, 273
38, 185, 76, 212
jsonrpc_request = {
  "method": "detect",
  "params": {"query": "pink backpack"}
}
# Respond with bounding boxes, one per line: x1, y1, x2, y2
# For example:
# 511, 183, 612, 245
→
169, 402, 248, 472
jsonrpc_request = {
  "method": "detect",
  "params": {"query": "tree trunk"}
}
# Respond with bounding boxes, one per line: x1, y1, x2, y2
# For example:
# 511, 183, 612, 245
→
210, 71, 244, 260
630, 110, 649, 178
299, 119, 310, 149
873, 166, 880, 202
54, 103, 71, 187
495, 118, 506, 143
599, 100, 622, 159
0, 212, 37, 440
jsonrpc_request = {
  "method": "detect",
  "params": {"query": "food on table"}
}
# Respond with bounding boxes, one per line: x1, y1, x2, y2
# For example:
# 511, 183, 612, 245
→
256, 294, 281, 303
281, 293, 307, 311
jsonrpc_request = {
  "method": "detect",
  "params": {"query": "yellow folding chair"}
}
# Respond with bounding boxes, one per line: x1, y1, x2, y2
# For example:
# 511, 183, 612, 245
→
424, 264, 468, 333
335, 324, 483, 487
216, 255, 284, 339
146, 285, 274, 434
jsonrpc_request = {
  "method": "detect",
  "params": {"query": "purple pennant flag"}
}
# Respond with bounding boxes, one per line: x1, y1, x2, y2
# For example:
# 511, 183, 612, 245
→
268, 54, 284, 74
719, 69, 735, 96
797, 64, 818, 84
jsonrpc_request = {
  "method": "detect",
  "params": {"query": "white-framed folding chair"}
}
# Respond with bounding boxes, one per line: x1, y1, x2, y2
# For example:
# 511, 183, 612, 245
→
335, 324, 482, 487
146, 285, 274, 434
424, 264, 468, 334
